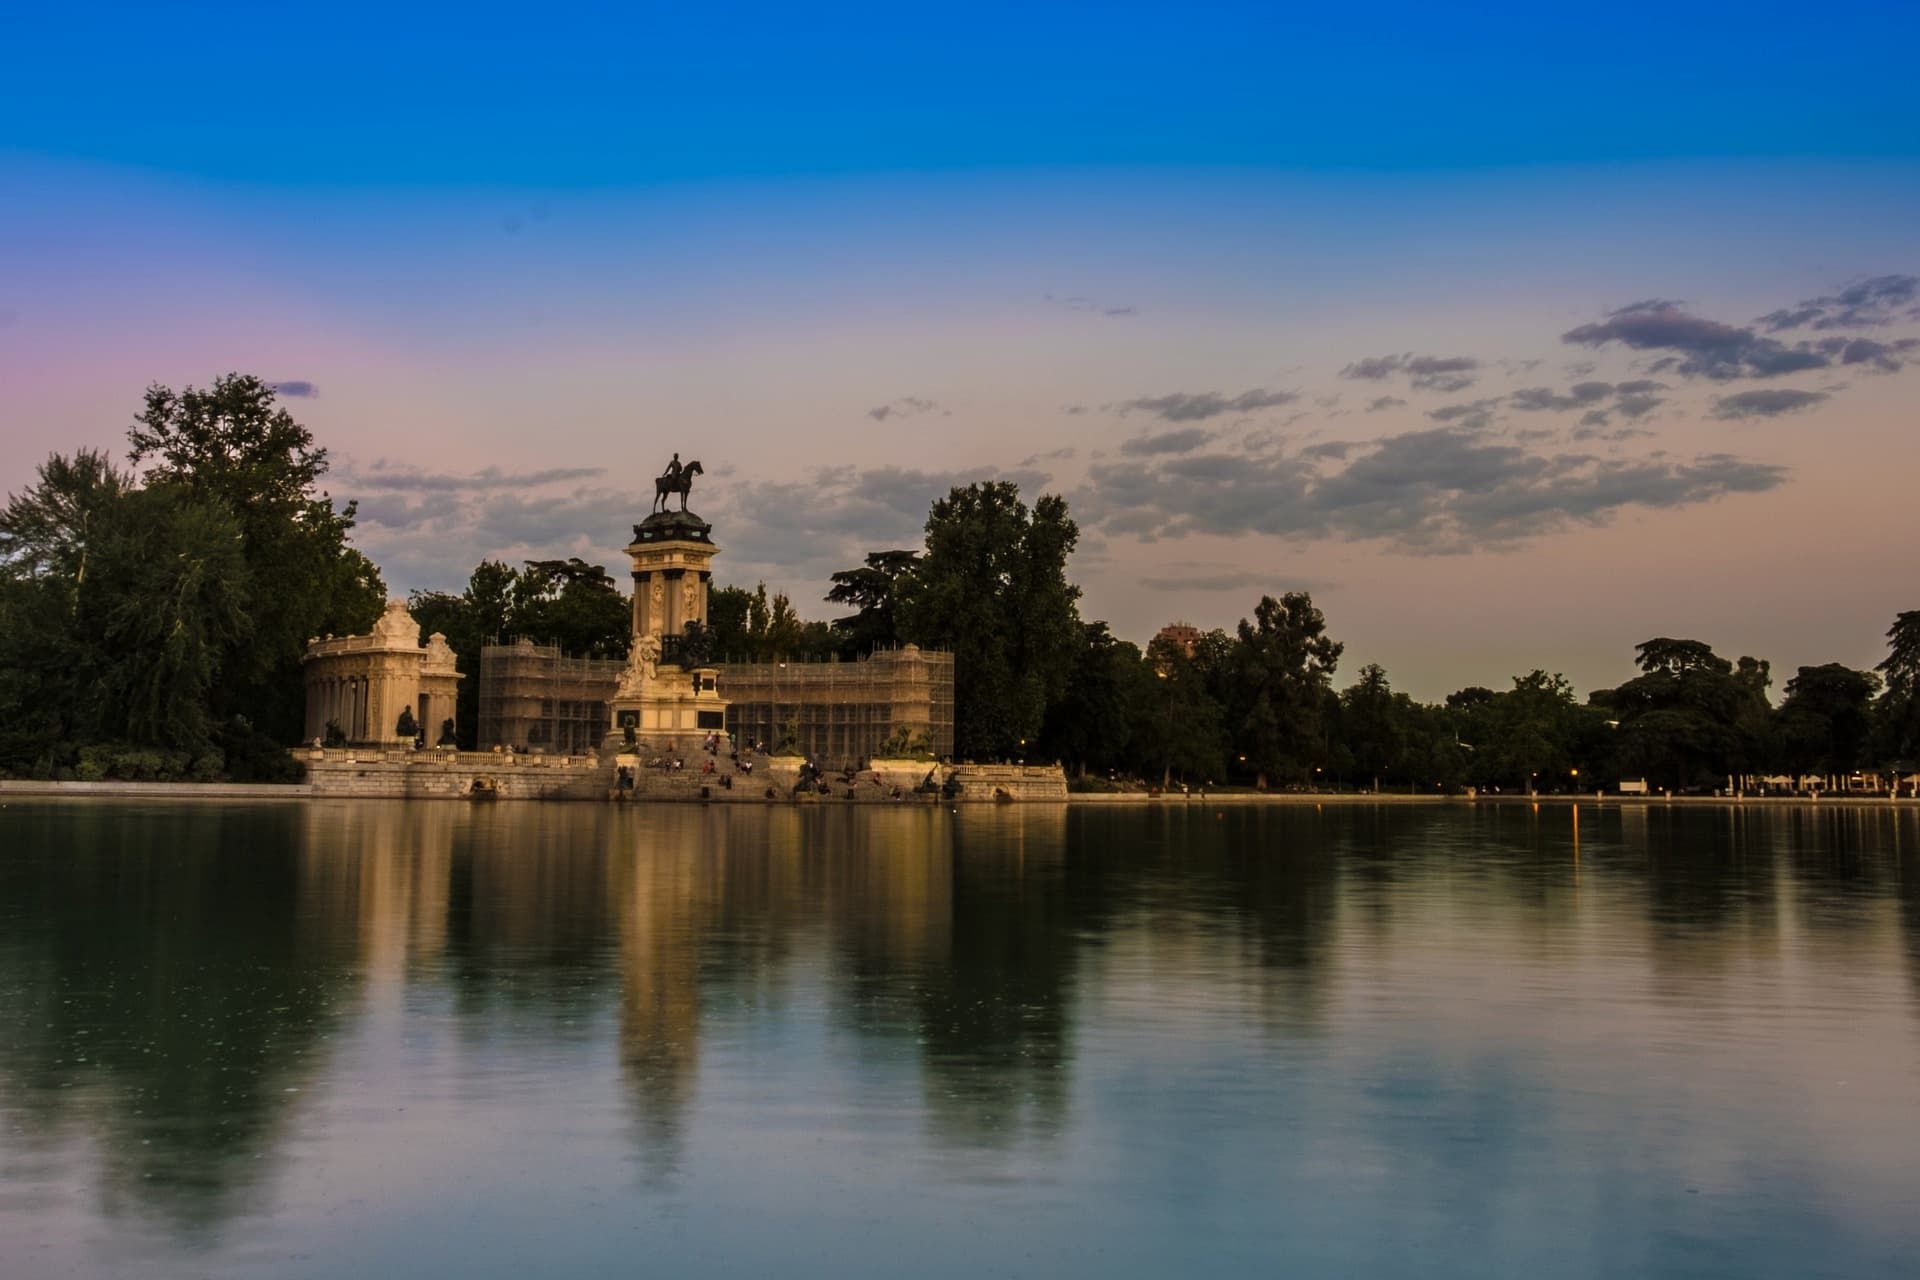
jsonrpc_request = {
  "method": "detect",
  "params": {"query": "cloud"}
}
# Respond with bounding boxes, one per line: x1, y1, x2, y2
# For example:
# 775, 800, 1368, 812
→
269, 380, 320, 399
344, 454, 1064, 603
1757, 275, 1919, 331
1366, 395, 1406, 412
1338, 353, 1482, 392
1426, 398, 1502, 431
1137, 568, 1283, 593
1708, 388, 1829, 420
1076, 427, 1785, 553
1121, 428, 1214, 456
1562, 300, 1829, 380
1508, 379, 1667, 426
1340, 355, 1404, 381
1020, 446, 1079, 465
1809, 335, 1920, 372
867, 396, 944, 422
1114, 388, 1299, 421
341, 461, 607, 492
1509, 382, 1613, 412
1046, 293, 1137, 317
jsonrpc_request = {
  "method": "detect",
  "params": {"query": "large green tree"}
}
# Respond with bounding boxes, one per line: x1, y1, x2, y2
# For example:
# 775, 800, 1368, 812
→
898, 482, 1081, 760
1599, 637, 1775, 790
1875, 610, 1920, 767
825, 549, 921, 656
1776, 663, 1880, 780
1229, 593, 1342, 788
126, 374, 384, 737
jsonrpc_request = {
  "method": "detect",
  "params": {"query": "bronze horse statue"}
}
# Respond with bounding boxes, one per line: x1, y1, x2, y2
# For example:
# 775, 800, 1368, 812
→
653, 459, 703, 513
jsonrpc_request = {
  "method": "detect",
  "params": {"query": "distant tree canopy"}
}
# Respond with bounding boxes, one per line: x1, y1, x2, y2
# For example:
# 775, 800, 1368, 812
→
0, 375, 384, 781
408, 557, 631, 750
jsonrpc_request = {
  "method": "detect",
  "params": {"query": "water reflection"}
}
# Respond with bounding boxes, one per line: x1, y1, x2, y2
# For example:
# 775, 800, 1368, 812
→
2, 800, 1919, 1276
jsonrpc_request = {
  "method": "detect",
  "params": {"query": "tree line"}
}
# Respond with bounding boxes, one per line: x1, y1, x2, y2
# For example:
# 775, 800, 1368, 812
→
0, 376, 383, 781
7, 379, 1917, 789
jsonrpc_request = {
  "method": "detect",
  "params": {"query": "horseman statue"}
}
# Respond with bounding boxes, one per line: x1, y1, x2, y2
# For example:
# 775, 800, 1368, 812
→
652, 452, 704, 514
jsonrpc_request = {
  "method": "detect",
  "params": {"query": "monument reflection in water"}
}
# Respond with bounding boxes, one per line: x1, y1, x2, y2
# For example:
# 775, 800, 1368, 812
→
2, 801, 1919, 1277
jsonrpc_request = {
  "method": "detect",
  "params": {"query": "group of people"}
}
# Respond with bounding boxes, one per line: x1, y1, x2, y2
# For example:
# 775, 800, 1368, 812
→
612, 733, 914, 801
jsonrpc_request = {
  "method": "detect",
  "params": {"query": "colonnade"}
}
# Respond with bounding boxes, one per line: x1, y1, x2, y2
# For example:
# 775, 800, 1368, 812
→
307, 674, 373, 743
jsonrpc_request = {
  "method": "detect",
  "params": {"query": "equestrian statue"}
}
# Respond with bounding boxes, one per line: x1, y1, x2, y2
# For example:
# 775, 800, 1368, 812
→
652, 453, 704, 514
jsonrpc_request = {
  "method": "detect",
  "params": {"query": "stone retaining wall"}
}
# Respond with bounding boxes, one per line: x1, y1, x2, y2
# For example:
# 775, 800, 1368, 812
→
297, 748, 608, 800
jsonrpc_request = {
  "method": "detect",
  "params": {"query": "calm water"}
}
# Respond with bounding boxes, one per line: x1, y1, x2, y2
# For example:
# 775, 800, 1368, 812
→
2, 800, 1918, 1277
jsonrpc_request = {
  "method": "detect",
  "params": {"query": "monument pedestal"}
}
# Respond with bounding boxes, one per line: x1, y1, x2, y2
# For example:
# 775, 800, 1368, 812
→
606, 664, 730, 757
605, 500, 731, 761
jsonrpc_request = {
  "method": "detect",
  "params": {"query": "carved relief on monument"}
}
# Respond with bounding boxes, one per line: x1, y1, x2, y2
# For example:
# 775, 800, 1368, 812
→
614, 633, 662, 698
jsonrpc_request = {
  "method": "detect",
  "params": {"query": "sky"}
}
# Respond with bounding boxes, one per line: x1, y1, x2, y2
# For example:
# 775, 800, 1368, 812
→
3, 1, 1918, 701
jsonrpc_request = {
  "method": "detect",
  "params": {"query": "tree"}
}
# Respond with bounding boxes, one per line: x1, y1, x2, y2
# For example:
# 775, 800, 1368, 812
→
825, 549, 920, 656
511, 558, 629, 657
1340, 664, 1408, 789
126, 374, 383, 738
1776, 664, 1880, 780
708, 585, 754, 657
0, 452, 133, 768
1603, 637, 1774, 790
1875, 611, 1920, 767
81, 486, 254, 754
1135, 636, 1227, 785
898, 483, 1082, 760
0, 449, 127, 590
1229, 593, 1342, 788
1038, 622, 1141, 776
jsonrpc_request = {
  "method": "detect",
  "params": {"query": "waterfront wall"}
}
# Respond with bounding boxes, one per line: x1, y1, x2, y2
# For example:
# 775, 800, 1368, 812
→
291, 749, 1067, 803
297, 747, 608, 800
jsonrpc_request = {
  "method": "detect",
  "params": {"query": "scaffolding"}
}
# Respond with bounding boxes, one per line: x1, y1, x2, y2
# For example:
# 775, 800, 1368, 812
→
718, 646, 954, 764
477, 639, 620, 755
476, 641, 953, 766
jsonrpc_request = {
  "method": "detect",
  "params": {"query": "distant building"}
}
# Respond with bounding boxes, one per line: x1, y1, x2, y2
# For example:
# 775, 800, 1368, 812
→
1153, 621, 1202, 658
476, 641, 954, 765
302, 601, 463, 745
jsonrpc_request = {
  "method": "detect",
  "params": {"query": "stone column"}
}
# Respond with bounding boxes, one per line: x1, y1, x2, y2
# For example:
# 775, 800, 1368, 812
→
663, 568, 685, 637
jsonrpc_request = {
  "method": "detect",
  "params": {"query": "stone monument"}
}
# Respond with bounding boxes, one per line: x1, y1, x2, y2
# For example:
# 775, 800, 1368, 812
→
606, 455, 730, 752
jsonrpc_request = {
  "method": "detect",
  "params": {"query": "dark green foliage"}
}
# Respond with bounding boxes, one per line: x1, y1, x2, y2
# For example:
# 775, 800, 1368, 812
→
1599, 638, 1775, 790
408, 557, 631, 749
825, 549, 921, 656
82, 486, 254, 753
1039, 623, 1146, 775
1444, 670, 1598, 791
0, 377, 384, 779
704, 582, 838, 661
898, 483, 1081, 760
1229, 593, 1342, 788
1137, 637, 1227, 785
1775, 663, 1880, 778
127, 374, 384, 737
1875, 611, 1920, 767
512, 558, 630, 657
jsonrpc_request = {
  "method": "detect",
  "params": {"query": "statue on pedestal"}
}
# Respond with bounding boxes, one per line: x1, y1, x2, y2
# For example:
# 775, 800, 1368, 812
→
652, 454, 705, 514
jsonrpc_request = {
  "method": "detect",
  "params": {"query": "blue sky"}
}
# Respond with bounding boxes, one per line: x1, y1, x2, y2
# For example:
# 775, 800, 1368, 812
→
3, 2, 1919, 698
7, 2, 1918, 185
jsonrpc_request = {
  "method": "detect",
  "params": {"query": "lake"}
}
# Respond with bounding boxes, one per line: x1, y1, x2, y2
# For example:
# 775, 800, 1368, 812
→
1, 799, 1917, 1277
